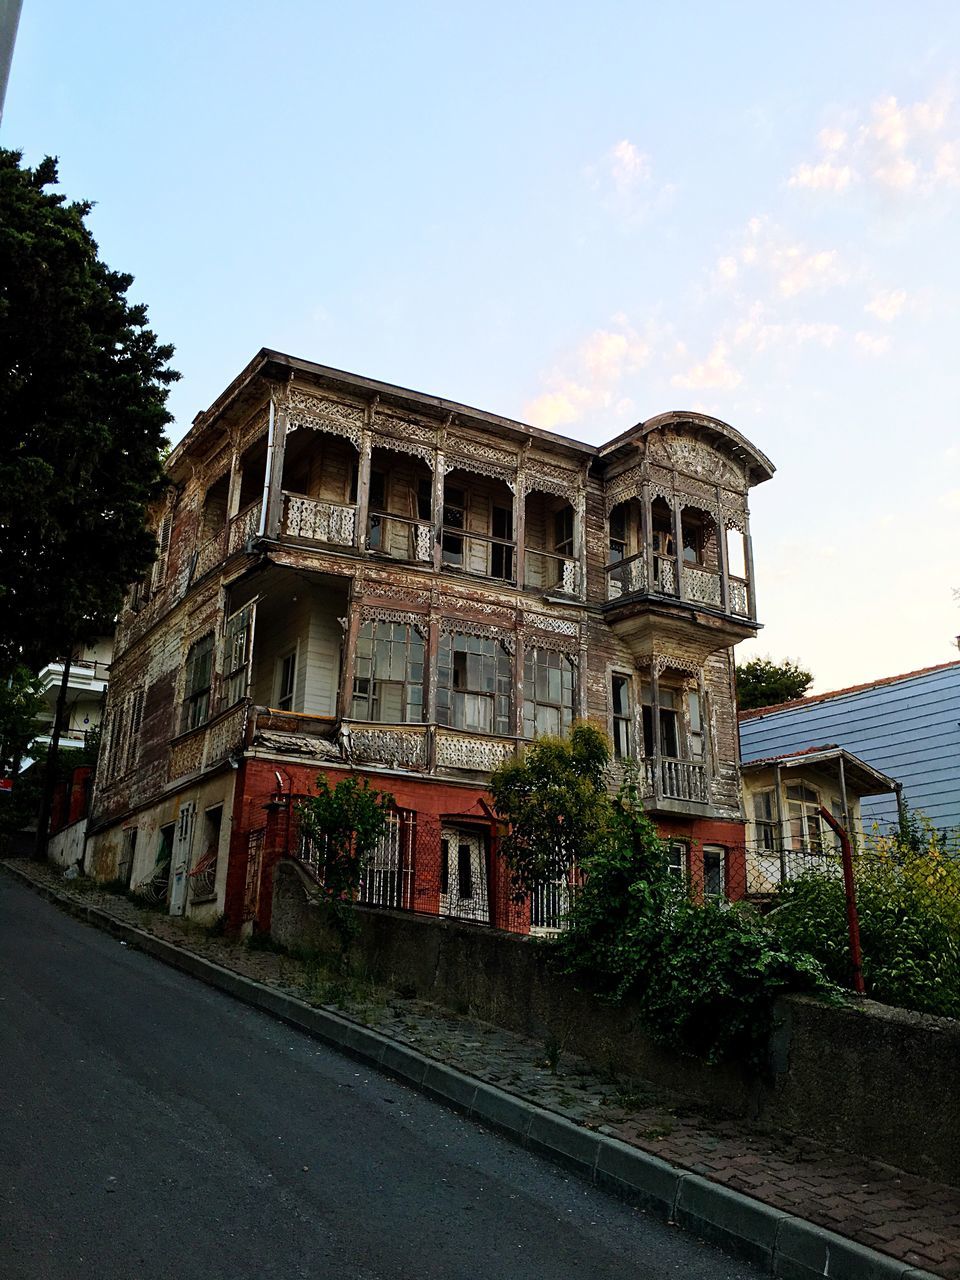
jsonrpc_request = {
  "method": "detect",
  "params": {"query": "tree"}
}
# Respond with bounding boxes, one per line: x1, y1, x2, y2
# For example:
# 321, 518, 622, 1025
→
0, 149, 179, 674
297, 774, 394, 960
490, 722, 612, 900
736, 656, 813, 711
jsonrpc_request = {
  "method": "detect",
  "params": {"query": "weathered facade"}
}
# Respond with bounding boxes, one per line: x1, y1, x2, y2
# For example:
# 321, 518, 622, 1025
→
86, 349, 774, 931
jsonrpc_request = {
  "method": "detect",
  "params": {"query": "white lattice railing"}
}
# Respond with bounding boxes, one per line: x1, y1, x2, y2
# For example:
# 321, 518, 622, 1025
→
729, 578, 750, 617
435, 729, 516, 772
525, 550, 580, 596
228, 501, 262, 555
682, 565, 722, 607
283, 494, 356, 546
606, 555, 646, 600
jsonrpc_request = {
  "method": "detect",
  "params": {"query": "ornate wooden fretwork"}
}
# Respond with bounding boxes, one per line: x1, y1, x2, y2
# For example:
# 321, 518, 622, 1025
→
435, 733, 515, 772
287, 390, 364, 450
358, 606, 428, 635
439, 617, 516, 653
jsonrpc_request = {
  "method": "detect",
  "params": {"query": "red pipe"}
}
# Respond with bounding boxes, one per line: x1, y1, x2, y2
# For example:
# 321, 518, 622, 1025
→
819, 806, 865, 996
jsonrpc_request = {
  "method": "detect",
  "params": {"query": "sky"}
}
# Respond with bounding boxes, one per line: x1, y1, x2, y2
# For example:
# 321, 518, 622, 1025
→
5, 1, 960, 692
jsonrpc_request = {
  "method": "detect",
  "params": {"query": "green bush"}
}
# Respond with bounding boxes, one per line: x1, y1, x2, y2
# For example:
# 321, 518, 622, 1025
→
773, 825, 960, 1019
554, 794, 828, 1064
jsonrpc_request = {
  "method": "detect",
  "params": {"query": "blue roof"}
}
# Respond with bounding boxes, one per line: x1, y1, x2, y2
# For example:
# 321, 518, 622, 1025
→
739, 662, 960, 835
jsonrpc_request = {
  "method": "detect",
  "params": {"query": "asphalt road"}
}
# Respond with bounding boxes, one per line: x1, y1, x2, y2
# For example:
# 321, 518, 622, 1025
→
0, 877, 764, 1280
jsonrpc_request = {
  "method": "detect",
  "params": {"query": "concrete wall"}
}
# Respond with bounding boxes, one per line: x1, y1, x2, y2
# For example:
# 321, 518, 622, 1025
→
47, 818, 87, 869
272, 859, 960, 1186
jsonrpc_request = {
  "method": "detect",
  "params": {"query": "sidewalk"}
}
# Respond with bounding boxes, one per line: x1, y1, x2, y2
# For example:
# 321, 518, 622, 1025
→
5, 856, 957, 1279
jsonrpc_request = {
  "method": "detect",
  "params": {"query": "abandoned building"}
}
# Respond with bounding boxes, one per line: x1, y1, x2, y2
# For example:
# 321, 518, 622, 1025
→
85, 348, 775, 932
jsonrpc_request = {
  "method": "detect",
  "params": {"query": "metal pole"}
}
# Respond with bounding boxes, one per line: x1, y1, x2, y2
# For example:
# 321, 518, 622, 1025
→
819, 805, 865, 996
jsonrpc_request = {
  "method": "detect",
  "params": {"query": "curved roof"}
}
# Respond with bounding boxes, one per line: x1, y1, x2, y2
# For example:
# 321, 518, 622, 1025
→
599, 410, 776, 485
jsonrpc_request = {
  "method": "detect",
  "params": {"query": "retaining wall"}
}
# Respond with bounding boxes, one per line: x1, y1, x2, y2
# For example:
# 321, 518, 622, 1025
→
272, 859, 960, 1186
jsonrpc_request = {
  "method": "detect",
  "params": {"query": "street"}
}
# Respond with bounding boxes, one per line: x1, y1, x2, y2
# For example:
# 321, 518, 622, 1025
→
0, 877, 763, 1280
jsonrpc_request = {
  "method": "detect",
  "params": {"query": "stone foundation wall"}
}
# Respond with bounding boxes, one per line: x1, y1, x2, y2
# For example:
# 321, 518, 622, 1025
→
272, 859, 960, 1186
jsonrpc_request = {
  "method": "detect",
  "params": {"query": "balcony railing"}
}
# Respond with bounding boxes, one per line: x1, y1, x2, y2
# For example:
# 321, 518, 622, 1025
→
228, 500, 262, 555
441, 529, 516, 583
524, 548, 579, 595
682, 564, 722, 607
282, 493, 356, 546
343, 721, 429, 770
168, 701, 249, 782
434, 727, 516, 772
193, 527, 227, 580
642, 755, 709, 804
366, 512, 433, 563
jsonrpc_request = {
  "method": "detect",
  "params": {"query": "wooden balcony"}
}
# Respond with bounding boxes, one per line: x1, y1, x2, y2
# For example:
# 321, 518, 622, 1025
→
281, 493, 356, 546
168, 701, 250, 782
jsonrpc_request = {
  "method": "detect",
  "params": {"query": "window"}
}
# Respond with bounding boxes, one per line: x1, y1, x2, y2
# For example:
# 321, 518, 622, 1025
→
753, 789, 779, 851
441, 484, 465, 566
681, 513, 704, 566
554, 507, 574, 558
786, 784, 823, 853
223, 605, 253, 707
182, 634, 214, 731
150, 514, 172, 594
491, 505, 514, 581
611, 674, 632, 759
641, 683, 681, 758
436, 632, 511, 735
276, 650, 297, 711
703, 845, 725, 898
523, 648, 575, 739
608, 507, 627, 564
124, 688, 145, 772
416, 477, 432, 521
666, 840, 688, 882
351, 621, 425, 723
367, 471, 387, 549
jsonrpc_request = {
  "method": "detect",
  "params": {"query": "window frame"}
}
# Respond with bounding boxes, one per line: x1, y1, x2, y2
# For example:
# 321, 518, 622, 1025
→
523, 646, 575, 740
702, 845, 726, 899
182, 634, 214, 733
436, 631, 512, 736
610, 671, 633, 760
351, 620, 426, 724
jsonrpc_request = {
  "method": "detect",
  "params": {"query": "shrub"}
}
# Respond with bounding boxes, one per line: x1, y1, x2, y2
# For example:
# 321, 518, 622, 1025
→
773, 817, 960, 1019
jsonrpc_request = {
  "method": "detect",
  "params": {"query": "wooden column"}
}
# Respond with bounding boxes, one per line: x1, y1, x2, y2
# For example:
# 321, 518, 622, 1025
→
263, 391, 289, 539
514, 474, 526, 591
672, 494, 685, 600
649, 663, 662, 804
426, 613, 441, 772
337, 601, 361, 723
774, 762, 787, 886
432, 450, 445, 572
576, 469, 588, 600
513, 631, 525, 739
743, 510, 757, 620
226, 446, 242, 520
354, 426, 372, 551
715, 486, 730, 614
641, 481, 654, 593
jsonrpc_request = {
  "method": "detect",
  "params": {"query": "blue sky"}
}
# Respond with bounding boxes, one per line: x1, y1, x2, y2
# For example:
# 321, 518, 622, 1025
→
6, 2, 960, 690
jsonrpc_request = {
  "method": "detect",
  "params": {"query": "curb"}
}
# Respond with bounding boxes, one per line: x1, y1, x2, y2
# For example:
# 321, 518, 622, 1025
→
2, 861, 942, 1280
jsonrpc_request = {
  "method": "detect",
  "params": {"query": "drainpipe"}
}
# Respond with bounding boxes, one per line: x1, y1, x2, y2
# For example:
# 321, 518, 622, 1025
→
256, 395, 276, 538
819, 805, 865, 996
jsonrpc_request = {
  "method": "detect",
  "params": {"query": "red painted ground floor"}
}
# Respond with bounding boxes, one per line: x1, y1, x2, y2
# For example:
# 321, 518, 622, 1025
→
221, 759, 749, 936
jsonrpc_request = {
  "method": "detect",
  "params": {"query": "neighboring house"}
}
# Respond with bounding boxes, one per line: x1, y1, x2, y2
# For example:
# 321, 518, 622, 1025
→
740, 661, 960, 838
741, 745, 900, 895
85, 348, 775, 932
35, 636, 113, 750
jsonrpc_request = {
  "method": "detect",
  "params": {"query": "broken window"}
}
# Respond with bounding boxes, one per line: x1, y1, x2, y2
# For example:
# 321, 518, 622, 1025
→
351, 621, 425, 723
276, 650, 297, 711
523, 647, 574, 739
222, 605, 254, 708
666, 840, 688, 882
436, 632, 512, 735
183, 634, 214, 731
641, 682, 681, 758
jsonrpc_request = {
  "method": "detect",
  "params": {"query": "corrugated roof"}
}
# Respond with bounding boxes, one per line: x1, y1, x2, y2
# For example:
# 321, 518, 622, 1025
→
739, 659, 960, 720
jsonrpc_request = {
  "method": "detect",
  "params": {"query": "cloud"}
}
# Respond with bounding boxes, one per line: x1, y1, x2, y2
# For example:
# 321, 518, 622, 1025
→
524, 320, 656, 429
607, 139, 652, 193
716, 216, 850, 298
854, 331, 892, 356
788, 89, 960, 199
865, 289, 908, 322
671, 341, 742, 391
788, 161, 854, 192
585, 139, 675, 217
